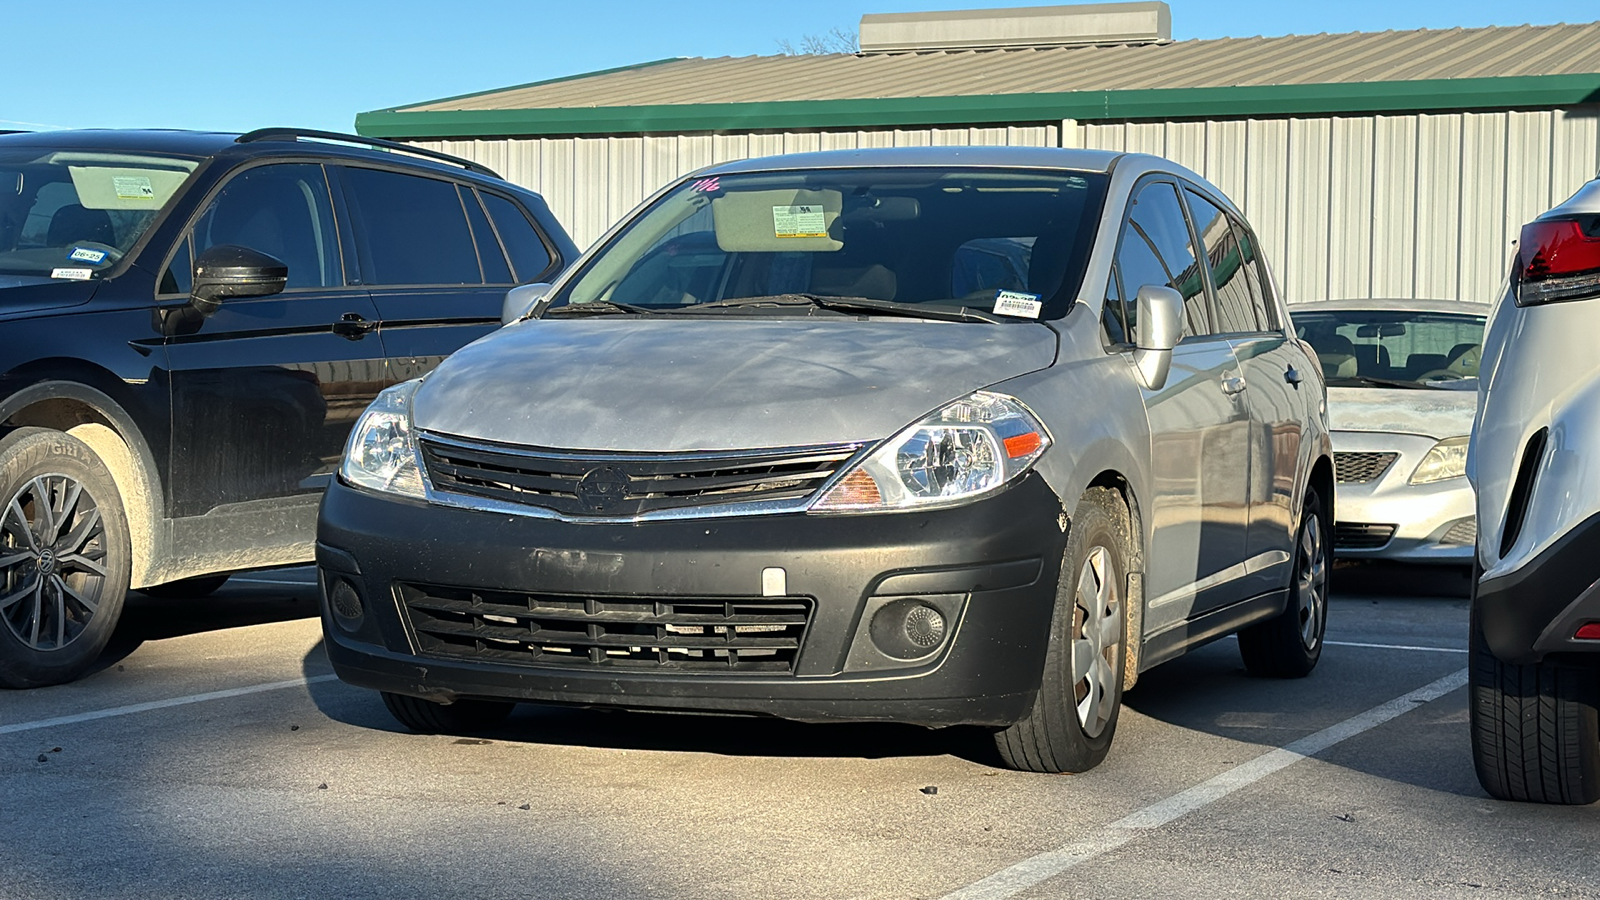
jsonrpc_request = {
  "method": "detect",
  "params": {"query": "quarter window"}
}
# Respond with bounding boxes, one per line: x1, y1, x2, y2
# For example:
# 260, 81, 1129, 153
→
190, 164, 341, 290
1116, 181, 1210, 337
481, 193, 554, 282
341, 167, 482, 286
1184, 187, 1260, 333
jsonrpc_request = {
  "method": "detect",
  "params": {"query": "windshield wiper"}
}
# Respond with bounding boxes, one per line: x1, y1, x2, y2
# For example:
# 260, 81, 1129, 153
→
1325, 375, 1430, 390
679, 293, 1001, 324
541, 300, 661, 317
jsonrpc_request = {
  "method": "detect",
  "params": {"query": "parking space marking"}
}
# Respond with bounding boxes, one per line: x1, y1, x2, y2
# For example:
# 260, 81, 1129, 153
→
941, 668, 1469, 900
1325, 640, 1468, 654
0, 675, 339, 736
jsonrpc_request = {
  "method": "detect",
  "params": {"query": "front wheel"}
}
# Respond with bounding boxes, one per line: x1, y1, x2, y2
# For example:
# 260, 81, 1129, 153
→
994, 487, 1130, 774
1238, 488, 1328, 678
0, 428, 132, 689
381, 691, 515, 734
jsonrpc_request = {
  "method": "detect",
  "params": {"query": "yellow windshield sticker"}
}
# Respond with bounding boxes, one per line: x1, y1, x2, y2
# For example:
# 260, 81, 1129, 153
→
772, 205, 827, 238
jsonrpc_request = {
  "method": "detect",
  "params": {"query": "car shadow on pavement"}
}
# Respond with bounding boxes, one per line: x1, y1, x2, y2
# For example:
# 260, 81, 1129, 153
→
92, 574, 320, 677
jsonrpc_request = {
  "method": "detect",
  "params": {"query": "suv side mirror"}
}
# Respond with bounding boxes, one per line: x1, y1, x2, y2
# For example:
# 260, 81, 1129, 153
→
191, 245, 287, 315
502, 282, 553, 325
1133, 284, 1185, 390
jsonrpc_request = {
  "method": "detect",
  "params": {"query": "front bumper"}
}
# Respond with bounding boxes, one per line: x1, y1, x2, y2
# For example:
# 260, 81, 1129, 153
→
1477, 511, 1600, 665
316, 475, 1069, 728
1332, 431, 1475, 563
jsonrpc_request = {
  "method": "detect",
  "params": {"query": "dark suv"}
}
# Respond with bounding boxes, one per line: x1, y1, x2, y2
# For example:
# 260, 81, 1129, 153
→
0, 128, 577, 688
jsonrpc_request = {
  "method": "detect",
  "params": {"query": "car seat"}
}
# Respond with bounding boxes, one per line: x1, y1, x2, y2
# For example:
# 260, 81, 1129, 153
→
1316, 334, 1359, 379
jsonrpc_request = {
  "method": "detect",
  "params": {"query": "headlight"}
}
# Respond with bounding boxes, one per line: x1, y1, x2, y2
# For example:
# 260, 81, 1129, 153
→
811, 391, 1050, 513
340, 380, 427, 499
1409, 435, 1470, 485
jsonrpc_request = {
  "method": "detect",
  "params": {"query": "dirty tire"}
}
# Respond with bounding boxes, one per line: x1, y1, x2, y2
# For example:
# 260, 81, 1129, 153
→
0, 427, 132, 689
1469, 607, 1600, 804
994, 487, 1130, 774
143, 573, 231, 599
381, 691, 515, 734
1239, 488, 1328, 678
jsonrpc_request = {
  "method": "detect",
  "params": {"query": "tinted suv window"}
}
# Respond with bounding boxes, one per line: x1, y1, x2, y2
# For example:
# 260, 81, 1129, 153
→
191, 163, 341, 290
1117, 181, 1209, 337
341, 167, 481, 286
1184, 187, 1260, 333
481, 193, 553, 282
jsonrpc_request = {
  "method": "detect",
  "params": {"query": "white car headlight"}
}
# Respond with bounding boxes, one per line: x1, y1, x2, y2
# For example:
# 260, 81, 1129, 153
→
340, 379, 427, 499
1410, 435, 1470, 485
811, 391, 1050, 513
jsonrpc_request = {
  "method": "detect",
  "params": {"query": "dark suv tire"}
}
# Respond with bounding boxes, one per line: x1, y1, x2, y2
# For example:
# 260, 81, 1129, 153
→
1469, 607, 1600, 804
0, 428, 132, 688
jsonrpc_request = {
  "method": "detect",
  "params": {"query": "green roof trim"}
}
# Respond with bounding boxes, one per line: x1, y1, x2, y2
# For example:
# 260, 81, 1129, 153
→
373, 57, 688, 114
354, 73, 1600, 139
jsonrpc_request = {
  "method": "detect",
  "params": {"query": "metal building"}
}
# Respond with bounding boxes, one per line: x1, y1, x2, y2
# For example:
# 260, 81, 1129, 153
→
356, 2, 1600, 305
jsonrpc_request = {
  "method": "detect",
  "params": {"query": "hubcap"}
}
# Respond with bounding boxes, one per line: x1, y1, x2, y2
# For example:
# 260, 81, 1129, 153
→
0, 475, 109, 652
1296, 513, 1328, 651
1070, 544, 1121, 738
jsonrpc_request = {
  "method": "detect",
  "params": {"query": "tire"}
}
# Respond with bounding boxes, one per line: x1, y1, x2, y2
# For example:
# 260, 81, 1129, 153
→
381, 691, 515, 734
1469, 606, 1600, 804
994, 487, 1130, 774
0, 428, 132, 689
1238, 487, 1329, 678
142, 573, 231, 599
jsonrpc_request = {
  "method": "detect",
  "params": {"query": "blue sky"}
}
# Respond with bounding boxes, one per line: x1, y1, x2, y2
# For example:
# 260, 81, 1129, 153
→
7, 0, 1598, 134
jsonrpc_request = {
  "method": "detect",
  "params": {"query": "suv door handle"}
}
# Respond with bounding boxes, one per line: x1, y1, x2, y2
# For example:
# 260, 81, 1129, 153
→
331, 312, 377, 340
1221, 375, 1248, 396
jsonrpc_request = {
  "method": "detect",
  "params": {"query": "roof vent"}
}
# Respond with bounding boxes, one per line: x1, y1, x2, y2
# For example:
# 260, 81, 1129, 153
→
859, 2, 1171, 53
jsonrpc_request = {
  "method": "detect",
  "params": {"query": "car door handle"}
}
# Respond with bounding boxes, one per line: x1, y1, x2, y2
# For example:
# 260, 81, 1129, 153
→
1221, 375, 1248, 396
1284, 365, 1303, 388
331, 312, 378, 340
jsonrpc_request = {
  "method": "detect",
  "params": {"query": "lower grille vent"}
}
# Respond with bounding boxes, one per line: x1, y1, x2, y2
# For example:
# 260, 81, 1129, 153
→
1334, 522, 1397, 550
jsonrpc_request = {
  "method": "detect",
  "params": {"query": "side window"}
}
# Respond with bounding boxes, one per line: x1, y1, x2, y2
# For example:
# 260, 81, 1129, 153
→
341, 167, 482, 286
1103, 261, 1130, 346
1184, 187, 1259, 333
1228, 215, 1278, 330
1116, 181, 1210, 338
190, 164, 341, 290
481, 193, 555, 282
460, 187, 513, 284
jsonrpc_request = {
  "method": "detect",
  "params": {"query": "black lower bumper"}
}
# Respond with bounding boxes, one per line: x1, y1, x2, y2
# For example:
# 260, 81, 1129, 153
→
1477, 511, 1600, 665
316, 475, 1068, 728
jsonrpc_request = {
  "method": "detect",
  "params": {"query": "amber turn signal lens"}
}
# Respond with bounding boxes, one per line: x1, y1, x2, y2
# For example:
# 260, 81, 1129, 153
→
1003, 432, 1044, 459
828, 469, 882, 506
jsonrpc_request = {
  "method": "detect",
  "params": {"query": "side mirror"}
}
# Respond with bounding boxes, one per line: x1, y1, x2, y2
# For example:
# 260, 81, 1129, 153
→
1133, 284, 1185, 390
502, 282, 553, 325
191, 244, 287, 315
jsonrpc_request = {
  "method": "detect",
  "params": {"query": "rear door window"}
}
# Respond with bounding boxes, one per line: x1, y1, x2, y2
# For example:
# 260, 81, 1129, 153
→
460, 187, 513, 285
340, 167, 482, 286
481, 192, 554, 282
1228, 215, 1277, 330
1116, 181, 1210, 337
1184, 187, 1260, 333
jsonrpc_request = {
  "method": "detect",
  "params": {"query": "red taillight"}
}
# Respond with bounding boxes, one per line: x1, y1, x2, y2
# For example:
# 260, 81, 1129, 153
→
1575, 622, 1600, 641
1517, 218, 1600, 306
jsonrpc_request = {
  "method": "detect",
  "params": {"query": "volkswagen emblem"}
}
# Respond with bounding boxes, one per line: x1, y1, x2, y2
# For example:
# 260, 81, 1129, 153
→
576, 466, 630, 513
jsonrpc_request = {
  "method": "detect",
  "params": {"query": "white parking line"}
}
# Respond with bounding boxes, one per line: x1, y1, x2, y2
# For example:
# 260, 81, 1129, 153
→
0, 675, 340, 736
941, 668, 1469, 900
1325, 640, 1468, 654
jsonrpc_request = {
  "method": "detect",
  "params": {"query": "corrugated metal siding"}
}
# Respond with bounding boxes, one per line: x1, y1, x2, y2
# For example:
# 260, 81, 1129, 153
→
417, 107, 1600, 304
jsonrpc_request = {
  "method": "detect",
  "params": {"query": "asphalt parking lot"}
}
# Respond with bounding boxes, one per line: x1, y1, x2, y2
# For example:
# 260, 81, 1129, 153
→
3, 562, 1596, 900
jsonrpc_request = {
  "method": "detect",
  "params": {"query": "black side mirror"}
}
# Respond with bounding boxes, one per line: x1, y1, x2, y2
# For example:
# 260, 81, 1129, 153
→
191, 244, 287, 315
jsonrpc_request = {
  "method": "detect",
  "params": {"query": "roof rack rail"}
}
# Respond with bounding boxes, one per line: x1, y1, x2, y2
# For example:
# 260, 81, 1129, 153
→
234, 128, 499, 178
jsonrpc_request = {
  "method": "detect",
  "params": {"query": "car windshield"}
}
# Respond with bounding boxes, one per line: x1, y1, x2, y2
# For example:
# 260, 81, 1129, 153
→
0, 148, 198, 279
547, 166, 1109, 322
1293, 308, 1487, 390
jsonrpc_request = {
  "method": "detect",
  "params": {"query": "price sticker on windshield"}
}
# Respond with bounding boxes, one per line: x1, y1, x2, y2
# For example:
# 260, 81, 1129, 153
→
772, 205, 827, 238
113, 175, 155, 201
993, 290, 1043, 319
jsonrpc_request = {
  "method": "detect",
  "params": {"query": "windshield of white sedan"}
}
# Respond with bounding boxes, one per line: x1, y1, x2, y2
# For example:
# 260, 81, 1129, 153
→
1294, 309, 1487, 390
0, 149, 196, 278
549, 167, 1109, 321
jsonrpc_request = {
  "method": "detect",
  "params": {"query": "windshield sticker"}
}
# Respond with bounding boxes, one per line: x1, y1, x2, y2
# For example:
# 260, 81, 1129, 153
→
772, 205, 827, 238
691, 176, 721, 193
993, 290, 1043, 319
112, 175, 156, 201
67, 246, 109, 265
50, 267, 95, 281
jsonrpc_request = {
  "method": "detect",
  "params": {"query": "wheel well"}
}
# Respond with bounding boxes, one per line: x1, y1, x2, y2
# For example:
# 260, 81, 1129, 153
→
1085, 469, 1145, 691
1309, 454, 1335, 526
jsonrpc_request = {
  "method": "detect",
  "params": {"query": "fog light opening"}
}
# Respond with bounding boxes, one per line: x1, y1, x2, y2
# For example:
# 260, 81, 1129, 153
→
870, 599, 949, 660
329, 577, 365, 631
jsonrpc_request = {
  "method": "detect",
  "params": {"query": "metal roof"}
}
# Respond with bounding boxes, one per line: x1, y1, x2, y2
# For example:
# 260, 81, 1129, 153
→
399, 22, 1600, 112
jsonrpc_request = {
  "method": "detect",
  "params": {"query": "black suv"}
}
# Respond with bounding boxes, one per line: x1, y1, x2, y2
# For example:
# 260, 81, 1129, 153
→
0, 128, 577, 688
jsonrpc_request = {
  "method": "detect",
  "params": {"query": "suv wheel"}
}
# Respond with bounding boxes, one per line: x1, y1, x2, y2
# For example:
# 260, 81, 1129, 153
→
0, 428, 131, 689
995, 487, 1130, 773
1238, 488, 1328, 678
381, 691, 515, 734
1469, 607, 1600, 804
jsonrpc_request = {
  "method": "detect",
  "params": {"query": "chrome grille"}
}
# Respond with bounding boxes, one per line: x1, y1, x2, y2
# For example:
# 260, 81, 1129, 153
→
399, 583, 813, 673
420, 435, 862, 517
1335, 522, 1397, 550
1335, 451, 1398, 484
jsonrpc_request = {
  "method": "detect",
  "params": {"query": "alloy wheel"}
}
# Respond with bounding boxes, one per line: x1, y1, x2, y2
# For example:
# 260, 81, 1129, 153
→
0, 474, 110, 651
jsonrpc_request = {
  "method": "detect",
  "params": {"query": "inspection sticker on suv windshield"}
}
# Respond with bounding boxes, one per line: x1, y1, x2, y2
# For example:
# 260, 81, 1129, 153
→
50, 267, 94, 281
67, 246, 108, 264
993, 290, 1043, 319
113, 175, 155, 201
772, 205, 827, 238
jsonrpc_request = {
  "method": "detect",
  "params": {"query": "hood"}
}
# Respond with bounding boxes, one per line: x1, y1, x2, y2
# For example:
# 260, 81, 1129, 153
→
411, 318, 1058, 452
0, 277, 98, 315
1327, 386, 1476, 440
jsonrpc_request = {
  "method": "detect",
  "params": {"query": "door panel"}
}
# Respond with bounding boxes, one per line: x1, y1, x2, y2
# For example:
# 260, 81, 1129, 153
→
1229, 334, 1302, 597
